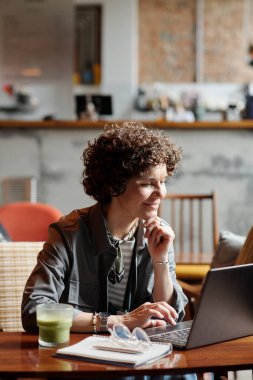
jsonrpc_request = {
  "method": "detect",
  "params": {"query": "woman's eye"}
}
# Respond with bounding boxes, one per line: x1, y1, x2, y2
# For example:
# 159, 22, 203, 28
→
139, 178, 168, 187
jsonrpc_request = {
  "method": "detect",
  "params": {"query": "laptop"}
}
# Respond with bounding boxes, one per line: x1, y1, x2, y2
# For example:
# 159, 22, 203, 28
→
146, 264, 253, 349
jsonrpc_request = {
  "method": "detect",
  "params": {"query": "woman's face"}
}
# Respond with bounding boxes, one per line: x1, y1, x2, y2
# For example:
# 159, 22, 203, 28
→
112, 164, 168, 220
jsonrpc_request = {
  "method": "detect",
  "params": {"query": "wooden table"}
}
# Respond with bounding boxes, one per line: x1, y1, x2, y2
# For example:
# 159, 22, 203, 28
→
0, 332, 253, 378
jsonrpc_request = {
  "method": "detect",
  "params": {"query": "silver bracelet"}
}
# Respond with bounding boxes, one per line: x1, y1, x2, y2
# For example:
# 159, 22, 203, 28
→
152, 260, 169, 266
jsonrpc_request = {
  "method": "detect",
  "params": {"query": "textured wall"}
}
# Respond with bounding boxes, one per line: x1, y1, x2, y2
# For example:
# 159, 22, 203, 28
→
0, 127, 253, 237
139, 0, 196, 82
139, 0, 253, 83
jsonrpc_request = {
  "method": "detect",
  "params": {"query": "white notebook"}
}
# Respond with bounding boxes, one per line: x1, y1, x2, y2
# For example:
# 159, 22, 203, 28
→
55, 335, 172, 367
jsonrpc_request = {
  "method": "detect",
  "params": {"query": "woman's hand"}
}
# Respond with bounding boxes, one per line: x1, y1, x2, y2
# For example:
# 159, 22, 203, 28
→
144, 217, 175, 262
110, 301, 178, 331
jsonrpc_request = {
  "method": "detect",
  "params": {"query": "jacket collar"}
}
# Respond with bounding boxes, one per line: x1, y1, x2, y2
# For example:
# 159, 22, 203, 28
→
88, 203, 112, 256
135, 219, 146, 251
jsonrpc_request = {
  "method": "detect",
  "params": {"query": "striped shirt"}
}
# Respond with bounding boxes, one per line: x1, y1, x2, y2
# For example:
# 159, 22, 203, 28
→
108, 237, 135, 310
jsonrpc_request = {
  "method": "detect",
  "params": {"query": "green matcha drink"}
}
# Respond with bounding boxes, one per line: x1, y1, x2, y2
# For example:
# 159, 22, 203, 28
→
36, 304, 73, 347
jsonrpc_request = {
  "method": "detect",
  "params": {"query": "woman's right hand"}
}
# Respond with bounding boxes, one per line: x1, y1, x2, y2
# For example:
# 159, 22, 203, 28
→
108, 301, 178, 331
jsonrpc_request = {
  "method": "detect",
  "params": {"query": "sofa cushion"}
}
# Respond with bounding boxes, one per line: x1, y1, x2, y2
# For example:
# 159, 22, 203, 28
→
235, 226, 253, 265
211, 230, 246, 269
176, 264, 210, 281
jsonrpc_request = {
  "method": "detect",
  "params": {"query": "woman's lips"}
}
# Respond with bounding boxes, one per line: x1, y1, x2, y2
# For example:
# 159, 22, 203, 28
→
144, 202, 160, 209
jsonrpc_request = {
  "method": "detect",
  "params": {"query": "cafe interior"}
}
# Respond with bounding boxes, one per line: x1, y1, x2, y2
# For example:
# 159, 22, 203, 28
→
0, 0, 253, 379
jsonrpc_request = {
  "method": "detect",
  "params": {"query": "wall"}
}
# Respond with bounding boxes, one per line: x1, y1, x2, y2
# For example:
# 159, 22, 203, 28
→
139, 0, 253, 83
0, 0, 138, 120
75, 0, 138, 119
1, 0, 252, 119
1, 126, 253, 237
1, 0, 253, 239
0, 0, 74, 121
139, 0, 196, 82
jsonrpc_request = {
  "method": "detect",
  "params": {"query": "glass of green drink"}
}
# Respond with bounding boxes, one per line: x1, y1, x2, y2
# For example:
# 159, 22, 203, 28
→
36, 303, 73, 347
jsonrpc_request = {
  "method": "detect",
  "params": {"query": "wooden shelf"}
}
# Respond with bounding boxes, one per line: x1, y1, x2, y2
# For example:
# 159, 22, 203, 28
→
1, 119, 253, 129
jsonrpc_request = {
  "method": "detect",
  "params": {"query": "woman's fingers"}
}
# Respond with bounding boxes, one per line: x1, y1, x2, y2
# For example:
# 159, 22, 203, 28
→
148, 227, 168, 245
148, 318, 167, 329
123, 301, 178, 330
144, 218, 175, 242
146, 301, 178, 325
144, 217, 161, 237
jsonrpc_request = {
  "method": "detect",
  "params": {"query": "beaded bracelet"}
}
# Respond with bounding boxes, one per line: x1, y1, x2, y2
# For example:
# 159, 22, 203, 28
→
92, 312, 97, 334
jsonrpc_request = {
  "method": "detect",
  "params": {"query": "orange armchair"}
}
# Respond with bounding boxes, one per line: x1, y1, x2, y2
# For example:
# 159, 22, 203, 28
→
0, 201, 63, 241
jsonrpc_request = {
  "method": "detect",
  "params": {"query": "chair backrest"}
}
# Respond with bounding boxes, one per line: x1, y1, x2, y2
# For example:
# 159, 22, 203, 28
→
0, 241, 44, 331
1, 176, 37, 204
158, 192, 219, 264
0, 201, 62, 241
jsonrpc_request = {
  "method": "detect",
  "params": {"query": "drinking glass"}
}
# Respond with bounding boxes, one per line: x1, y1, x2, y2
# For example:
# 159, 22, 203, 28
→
36, 303, 73, 347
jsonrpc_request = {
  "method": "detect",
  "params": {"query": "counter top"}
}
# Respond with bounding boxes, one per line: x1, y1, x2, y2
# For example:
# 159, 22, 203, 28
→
1, 119, 253, 129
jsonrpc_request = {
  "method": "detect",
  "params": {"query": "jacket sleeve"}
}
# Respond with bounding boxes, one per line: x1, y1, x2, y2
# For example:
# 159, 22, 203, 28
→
168, 243, 188, 322
158, 218, 188, 320
21, 225, 78, 332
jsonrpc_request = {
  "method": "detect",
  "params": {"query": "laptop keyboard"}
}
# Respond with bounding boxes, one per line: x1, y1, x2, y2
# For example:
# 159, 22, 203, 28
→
150, 327, 191, 348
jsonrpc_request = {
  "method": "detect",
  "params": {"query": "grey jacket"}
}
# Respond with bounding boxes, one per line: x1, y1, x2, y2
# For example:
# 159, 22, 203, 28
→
22, 203, 188, 332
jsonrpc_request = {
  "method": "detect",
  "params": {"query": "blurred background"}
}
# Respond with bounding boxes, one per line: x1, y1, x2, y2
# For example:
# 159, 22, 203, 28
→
1, 0, 253, 236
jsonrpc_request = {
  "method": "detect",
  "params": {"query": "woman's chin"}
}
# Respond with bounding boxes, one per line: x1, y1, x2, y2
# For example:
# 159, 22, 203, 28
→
142, 210, 158, 219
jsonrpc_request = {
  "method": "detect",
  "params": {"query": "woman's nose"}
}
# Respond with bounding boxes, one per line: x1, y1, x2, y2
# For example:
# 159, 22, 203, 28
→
154, 184, 166, 198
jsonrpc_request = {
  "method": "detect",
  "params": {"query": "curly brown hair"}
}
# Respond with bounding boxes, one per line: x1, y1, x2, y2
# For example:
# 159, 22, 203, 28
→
81, 121, 182, 204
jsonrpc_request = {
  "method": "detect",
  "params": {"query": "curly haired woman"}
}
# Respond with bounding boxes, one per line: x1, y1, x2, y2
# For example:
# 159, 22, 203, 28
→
22, 121, 188, 335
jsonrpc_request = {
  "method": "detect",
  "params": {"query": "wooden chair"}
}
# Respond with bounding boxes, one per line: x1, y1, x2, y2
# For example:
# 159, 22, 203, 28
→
158, 192, 219, 319
0, 201, 62, 241
1, 176, 37, 204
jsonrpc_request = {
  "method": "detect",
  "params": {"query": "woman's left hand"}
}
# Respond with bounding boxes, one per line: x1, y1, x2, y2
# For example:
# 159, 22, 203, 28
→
144, 217, 175, 261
